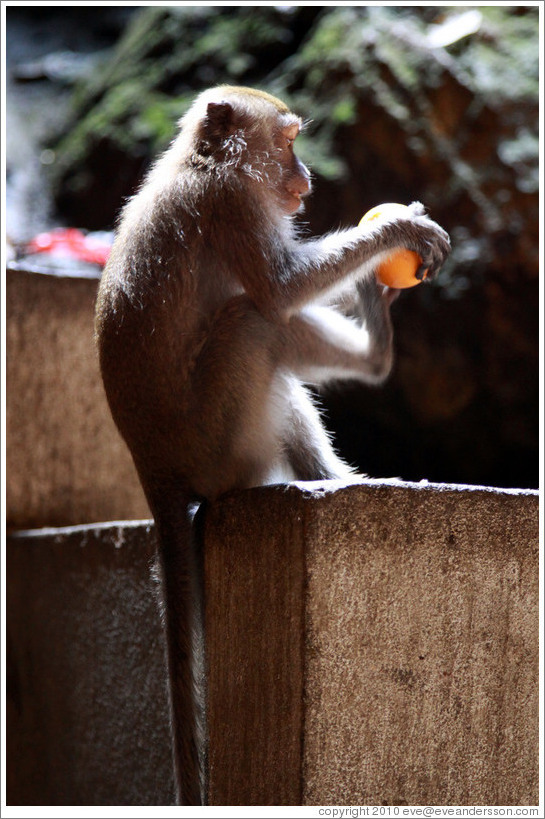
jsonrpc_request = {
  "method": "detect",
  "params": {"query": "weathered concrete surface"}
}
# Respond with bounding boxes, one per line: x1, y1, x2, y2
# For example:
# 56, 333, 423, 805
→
6, 520, 176, 806
6, 267, 149, 529
7, 481, 539, 806
203, 485, 307, 806
204, 480, 539, 806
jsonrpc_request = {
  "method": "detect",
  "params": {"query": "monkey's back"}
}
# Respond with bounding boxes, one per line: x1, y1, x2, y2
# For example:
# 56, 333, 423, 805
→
95, 166, 273, 501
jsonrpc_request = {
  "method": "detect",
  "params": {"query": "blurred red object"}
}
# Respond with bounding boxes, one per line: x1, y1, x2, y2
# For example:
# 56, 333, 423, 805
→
26, 227, 112, 266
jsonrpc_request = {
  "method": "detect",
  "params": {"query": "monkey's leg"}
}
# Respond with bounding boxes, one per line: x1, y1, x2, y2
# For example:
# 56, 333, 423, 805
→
188, 295, 292, 495
282, 377, 357, 480
189, 293, 384, 490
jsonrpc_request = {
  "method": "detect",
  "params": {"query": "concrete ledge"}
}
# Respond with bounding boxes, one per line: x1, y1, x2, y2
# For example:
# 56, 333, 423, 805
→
204, 480, 539, 806
6, 267, 149, 529
7, 481, 539, 806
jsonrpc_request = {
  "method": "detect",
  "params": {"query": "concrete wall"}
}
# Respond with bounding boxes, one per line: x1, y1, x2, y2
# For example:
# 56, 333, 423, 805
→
205, 480, 540, 807
7, 481, 539, 806
6, 267, 149, 529
7, 520, 176, 806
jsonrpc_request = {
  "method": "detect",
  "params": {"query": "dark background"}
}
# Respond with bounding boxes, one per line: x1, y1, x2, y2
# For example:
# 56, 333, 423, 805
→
6, 4, 540, 490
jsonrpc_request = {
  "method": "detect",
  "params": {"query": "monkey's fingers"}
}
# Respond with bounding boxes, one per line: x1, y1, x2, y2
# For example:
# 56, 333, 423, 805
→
415, 264, 428, 282
407, 201, 427, 218
419, 230, 451, 281
419, 258, 443, 282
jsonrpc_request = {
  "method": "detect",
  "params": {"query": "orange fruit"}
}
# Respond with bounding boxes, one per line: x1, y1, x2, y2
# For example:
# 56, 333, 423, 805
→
359, 203, 428, 288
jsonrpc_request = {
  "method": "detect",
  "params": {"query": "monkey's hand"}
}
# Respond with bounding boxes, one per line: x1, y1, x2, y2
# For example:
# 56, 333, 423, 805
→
377, 201, 451, 282
356, 276, 399, 312
353, 276, 397, 364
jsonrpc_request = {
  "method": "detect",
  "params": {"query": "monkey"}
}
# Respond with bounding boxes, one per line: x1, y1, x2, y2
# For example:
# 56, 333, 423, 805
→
95, 85, 450, 804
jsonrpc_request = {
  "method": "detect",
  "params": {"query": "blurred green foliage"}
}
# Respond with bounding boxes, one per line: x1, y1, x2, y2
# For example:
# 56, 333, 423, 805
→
52, 4, 538, 224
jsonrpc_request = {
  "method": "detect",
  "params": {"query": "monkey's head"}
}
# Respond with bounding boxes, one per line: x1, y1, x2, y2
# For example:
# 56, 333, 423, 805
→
181, 85, 312, 217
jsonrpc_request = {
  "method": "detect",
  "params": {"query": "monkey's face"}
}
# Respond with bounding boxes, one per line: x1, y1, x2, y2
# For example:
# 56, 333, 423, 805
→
273, 122, 312, 215
194, 89, 312, 217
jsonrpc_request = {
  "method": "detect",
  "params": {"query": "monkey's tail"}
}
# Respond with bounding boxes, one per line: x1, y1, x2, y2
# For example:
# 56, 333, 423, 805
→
150, 489, 207, 806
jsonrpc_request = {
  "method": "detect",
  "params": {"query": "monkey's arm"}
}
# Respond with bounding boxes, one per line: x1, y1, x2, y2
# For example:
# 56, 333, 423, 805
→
251, 203, 449, 319
279, 278, 396, 386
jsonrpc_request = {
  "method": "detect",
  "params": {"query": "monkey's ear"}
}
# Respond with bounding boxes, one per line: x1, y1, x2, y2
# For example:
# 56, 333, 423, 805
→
204, 101, 234, 139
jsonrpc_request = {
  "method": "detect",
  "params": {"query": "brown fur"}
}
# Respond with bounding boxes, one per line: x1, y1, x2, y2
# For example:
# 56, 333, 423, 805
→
95, 86, 450, 803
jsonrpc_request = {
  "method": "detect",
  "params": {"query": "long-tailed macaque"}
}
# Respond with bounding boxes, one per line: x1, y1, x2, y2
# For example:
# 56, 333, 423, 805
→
95, 85, 450, 804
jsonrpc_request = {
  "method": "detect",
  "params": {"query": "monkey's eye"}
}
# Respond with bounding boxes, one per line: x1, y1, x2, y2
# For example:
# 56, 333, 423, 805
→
281, 124, 299, 149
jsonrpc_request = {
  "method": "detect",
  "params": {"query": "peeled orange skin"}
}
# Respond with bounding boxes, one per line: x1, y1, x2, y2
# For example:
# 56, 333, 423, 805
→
359, 203, 429, 289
